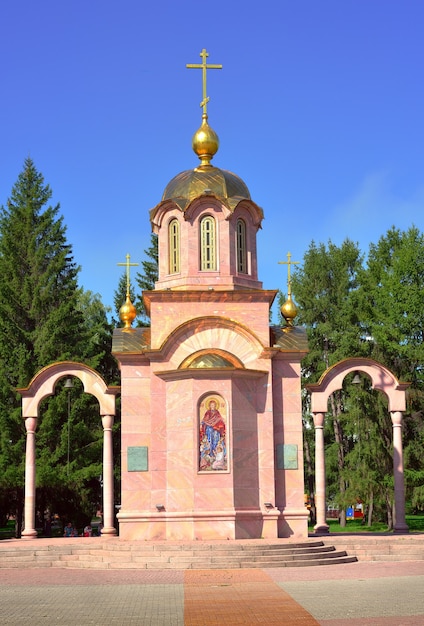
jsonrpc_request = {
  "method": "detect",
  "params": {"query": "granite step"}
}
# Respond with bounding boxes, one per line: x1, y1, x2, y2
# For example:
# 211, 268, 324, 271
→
327, 535, 424, 562
0, 539, 358, 569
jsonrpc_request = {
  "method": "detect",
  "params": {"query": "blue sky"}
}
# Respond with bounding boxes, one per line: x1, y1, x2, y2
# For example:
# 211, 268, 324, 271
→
1, 1, 423, 319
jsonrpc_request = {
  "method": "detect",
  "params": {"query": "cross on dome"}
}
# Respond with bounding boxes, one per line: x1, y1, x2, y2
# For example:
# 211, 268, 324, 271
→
186, 48, 222, 117
278, 252, 300, 297
117, 253, 139, 298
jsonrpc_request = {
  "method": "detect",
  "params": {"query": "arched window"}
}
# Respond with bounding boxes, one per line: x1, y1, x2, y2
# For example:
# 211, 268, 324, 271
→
200, 216, 217, 271
236, 218, 247, 273
168, 218, 180, 274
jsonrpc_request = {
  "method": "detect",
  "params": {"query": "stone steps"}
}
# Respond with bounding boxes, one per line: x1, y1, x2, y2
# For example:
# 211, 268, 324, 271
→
1, 536, 423, 569
0, 539, 356, 569
328, 535, 424, 562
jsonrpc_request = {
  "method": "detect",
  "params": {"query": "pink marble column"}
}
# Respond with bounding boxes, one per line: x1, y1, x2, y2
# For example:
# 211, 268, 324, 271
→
21, 417, 38, 539
313, 412, 329, 534
101, 414, 117, 536
391, 411, 409, 534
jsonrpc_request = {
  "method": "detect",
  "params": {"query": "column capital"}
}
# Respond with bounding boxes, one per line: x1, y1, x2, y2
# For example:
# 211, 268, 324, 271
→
391, 411, 403, 427
313, 412, 325, 429
25, 417, 38, 433
101, 414, 114, 430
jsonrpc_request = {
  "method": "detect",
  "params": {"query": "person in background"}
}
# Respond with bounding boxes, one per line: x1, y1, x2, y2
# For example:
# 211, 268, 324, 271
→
83, 524, 92, 537
63, 522, 73, 537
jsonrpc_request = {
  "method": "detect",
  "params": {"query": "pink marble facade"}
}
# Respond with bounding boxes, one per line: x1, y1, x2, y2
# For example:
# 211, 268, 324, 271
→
115, 181, 309, 541
153, 198, 262, 292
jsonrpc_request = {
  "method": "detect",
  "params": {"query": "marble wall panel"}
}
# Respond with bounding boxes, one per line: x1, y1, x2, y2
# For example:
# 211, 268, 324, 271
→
122, 469, 151, 491
233, 487, 260, 509
148, 450, 167, 473
121, 434, 151, 450
149, 489, 168, 509
150, 468, 167, 490
282, 394, 303, 414
166, 428, 194, 452
193, 519, 236, 540
166, 465, 194, 491
230, 465, 259, 488
166, 449, 193, 469
194, 487, 234, 510
166, 520, 194, 541
122, 413, 149, 434
151, 423, 167, 450
166, 488, 194, 511
232, 443, 258, 468
257, 448, 275, 469
120, 519, 166, 541
124, 489, 151, 511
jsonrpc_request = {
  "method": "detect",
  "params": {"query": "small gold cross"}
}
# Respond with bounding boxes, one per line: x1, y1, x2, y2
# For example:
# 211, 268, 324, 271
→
278, 252, 300, 296
117, 254, 139, 297
186, 48, 222, 116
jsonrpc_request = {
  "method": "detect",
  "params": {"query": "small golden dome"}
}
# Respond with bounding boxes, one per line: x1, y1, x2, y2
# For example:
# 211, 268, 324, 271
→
281, 294, 298, 327
161, 165, 251, 207
192, 115, 219, 166
119, 294, 137, 330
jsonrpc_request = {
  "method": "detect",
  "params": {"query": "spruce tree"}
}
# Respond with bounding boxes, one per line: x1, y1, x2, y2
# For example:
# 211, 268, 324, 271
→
290, 239, 367, 526
0, 158, 96, 533
0, 158, 86, 379
135, 233, 158, 325
361, 226, 424, 516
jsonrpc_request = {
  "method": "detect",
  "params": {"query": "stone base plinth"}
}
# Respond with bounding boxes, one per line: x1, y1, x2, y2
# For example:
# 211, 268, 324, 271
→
117, 508, 309, 541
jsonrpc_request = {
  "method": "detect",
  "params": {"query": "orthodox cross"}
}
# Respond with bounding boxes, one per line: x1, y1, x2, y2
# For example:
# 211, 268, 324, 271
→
278, 252, 300, 296
186, 48, 222, 116
117, 254, 139, 297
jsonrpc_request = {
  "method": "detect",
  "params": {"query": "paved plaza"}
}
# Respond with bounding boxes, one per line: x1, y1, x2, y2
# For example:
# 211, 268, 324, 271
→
1, 559, 424, 625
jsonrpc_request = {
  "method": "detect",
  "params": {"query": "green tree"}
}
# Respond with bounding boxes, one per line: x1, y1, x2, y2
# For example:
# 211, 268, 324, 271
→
0, 158, 86, 379
362, 226, 424, 383
0, 158, 87, 533
0, 159, 116, 534
291, 239, 367, 526
293, 229, 424, 527
77, 288, 119, 383
135, 232, 158, 325
361, 226, 424, 516
292, 239, 366, 375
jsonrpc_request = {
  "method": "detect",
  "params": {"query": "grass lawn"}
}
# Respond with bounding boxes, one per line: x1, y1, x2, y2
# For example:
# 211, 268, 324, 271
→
2, 515, 424, 539
0, 519, 16, 539
308, 515, 424, 533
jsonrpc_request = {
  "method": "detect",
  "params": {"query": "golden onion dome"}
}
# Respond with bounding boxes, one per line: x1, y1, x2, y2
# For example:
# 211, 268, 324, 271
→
161, 117, 250, 210
280, 293, 298, 327
192, 115, 220, 166
119, 294, 137, 330
162, 165, 251, 208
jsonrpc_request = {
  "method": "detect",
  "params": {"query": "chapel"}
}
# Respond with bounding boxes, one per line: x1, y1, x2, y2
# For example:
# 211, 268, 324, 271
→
112, 50, 309, 540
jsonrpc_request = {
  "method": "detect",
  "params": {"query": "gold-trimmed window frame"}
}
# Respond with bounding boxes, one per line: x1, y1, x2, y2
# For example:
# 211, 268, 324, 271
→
200, 215, 217, 271
168, 218, 180, 274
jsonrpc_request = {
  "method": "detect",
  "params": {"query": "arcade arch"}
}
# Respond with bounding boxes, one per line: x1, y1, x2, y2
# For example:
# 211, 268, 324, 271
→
17, 361, 119, 539
306, 357, 410, 535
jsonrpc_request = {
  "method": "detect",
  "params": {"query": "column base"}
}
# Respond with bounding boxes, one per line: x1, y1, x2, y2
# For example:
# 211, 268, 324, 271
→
21, 529, 38, 539
100, 526, 117, 536
394, 524, 409, 534
313, 523, 329, 534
